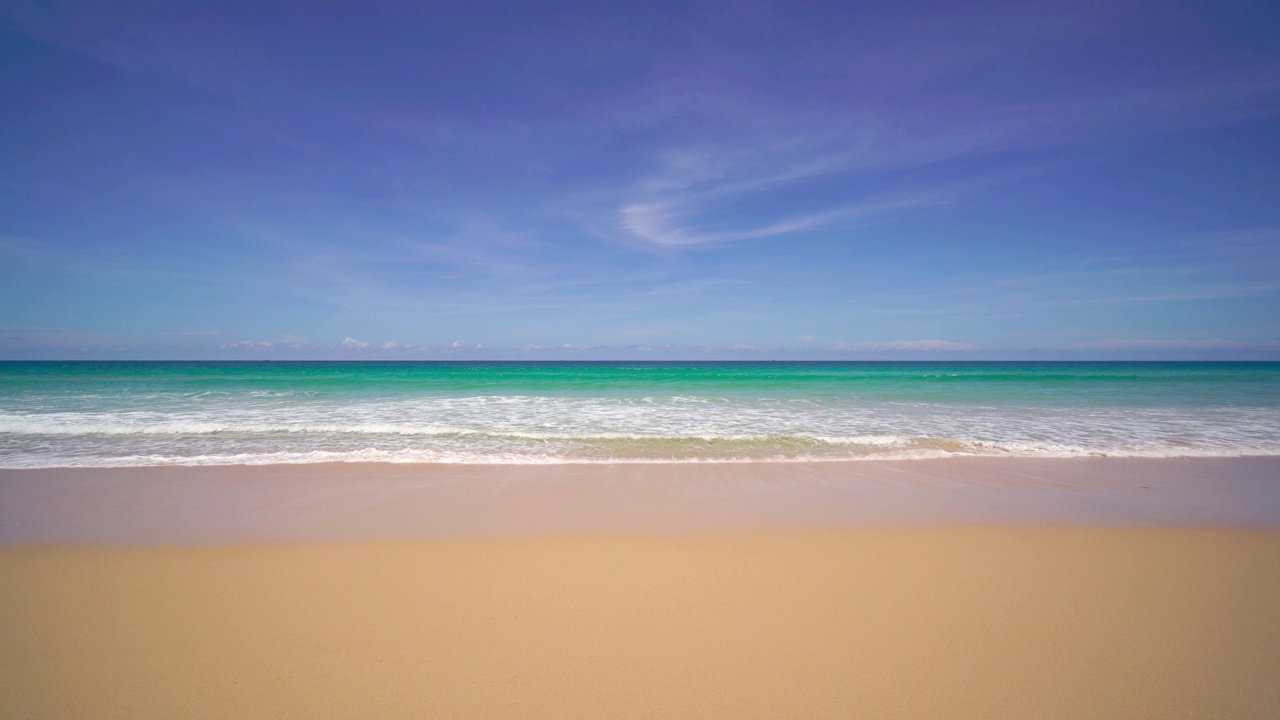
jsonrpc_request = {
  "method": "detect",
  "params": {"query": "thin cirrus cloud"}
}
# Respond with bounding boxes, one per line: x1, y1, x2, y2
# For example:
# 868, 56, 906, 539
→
608, 71, 1280, 248
620, 194, 951, 247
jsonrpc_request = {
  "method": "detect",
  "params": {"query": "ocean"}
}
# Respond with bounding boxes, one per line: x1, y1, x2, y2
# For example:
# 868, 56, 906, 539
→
1, 361, 1278, 468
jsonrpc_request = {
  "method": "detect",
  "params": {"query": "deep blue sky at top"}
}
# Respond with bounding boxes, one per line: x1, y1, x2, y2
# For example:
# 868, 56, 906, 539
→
1, 0, 1278, 359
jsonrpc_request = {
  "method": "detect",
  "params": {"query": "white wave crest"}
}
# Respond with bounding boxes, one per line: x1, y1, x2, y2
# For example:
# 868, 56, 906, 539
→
3, 394, 1279, 468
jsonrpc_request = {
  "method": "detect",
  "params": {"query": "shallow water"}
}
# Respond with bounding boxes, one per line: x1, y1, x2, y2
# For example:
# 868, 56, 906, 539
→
1, 361, 1278, 467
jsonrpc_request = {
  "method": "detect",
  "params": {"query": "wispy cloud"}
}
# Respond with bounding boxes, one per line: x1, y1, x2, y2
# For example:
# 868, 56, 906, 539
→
603, 31, 1280, 250
620, 193, 948, 247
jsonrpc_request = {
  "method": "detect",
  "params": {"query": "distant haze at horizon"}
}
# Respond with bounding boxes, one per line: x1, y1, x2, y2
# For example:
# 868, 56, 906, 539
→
2, 1, 1279, 360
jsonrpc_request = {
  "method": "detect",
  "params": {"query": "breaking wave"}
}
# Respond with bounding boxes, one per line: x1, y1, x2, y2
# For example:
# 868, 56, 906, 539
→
2, 393, 1278, 468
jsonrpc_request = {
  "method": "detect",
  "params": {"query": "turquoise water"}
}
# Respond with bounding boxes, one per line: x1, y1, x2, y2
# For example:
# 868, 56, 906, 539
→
1, 362, 1278, 467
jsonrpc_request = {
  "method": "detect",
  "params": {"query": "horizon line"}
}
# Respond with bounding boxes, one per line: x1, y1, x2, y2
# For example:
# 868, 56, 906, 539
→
4, 358, 1279, 364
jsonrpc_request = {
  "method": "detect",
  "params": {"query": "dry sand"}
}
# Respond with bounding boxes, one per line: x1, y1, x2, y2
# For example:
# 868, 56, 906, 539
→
2, 459, 1279, 718
4, 529, 1279, 719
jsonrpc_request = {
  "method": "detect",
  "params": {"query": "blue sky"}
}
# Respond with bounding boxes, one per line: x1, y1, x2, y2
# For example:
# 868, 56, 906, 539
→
2, 0, 1279, 359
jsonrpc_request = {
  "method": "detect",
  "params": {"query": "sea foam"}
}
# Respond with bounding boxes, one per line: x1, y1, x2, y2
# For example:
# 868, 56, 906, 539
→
2, 362, 1278, 467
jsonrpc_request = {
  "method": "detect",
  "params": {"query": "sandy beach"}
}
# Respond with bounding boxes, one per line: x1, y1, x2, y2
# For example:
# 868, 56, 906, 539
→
3, 458, 1280, 718
6, 0, 1279, 709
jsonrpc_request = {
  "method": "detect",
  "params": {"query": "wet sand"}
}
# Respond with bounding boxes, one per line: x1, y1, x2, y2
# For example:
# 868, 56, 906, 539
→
3, 457, 1280, 544
2, 458, 1279, 718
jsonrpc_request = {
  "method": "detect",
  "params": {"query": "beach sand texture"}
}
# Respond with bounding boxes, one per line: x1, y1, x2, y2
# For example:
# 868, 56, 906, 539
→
3, 527, 1279, 719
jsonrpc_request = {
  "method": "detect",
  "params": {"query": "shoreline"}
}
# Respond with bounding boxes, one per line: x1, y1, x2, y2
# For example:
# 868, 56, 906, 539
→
5, 450, 1280, 470
4, 456, 1279, 545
